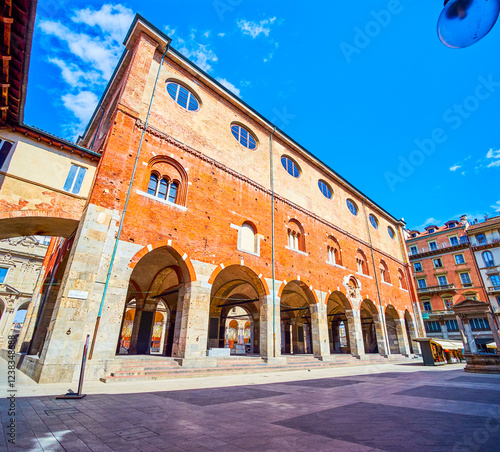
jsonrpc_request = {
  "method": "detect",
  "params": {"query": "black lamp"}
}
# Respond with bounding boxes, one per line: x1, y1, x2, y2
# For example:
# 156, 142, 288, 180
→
438, 0, 500, 48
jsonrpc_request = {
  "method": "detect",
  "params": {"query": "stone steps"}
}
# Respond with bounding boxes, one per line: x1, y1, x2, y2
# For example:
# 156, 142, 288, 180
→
100, 354, 416, 383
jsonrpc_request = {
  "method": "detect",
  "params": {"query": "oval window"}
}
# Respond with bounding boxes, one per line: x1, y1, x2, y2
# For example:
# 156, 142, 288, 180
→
281, 156, 300, 178
318, 180, 333, 199
388, 226, 395, 239
369, 214, 379, 229
231, 124, 257, 149
166, 82, 199, 111
346, 199, 358, 216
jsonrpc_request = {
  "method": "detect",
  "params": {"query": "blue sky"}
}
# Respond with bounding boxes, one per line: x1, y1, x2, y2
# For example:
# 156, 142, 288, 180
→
25, 0, 500, 230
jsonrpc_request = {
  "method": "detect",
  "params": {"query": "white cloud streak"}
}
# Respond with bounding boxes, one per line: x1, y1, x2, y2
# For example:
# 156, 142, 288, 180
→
216, 78, 241, 96
237, 17, 276, 38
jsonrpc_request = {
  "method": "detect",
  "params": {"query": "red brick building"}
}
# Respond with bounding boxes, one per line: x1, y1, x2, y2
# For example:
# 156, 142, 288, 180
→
406, 218, 492, 350
18, 16, 423, 383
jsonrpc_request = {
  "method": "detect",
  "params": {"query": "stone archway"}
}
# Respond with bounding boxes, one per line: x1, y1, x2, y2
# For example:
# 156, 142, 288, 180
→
279, 280, 327, 357
404, 310, 416, 354
208, 265, 266, 357
360, 299, 383, 354
327, 291, 353, 355
385, 305, 402, 354
119, 245, 192, 358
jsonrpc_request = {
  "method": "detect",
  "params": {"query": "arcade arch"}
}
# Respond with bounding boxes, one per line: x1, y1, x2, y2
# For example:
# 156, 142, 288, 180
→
360, 299, 381, 354
326, 291, 352, 354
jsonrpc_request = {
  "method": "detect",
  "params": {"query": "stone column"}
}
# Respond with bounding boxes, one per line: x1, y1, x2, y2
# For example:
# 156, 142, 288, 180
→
259, 294, 280, 359
375, 314, 389, 356
440, 318, 449, 339
310, 302, 330, 359
486, 312, 500, 351
0, 297, 16, 348
16, 277, 44, 353
395, 318, 411, 355
173, 281, 211, 359
456, 315, 471, 353
33, 204, 140, 383
291, 320, 300, 354
346, 309, 365, 357
463, 319, 478, 354
128, 298, 145, 354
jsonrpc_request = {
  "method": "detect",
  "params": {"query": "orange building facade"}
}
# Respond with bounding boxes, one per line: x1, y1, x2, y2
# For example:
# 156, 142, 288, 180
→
406, 219, 493, 349
19, 17, 423, 383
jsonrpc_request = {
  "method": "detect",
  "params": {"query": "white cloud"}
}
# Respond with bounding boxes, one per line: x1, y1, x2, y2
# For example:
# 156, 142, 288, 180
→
492, 201, 500, 212
486, 148, 500, 167
178, 42, 218, 72
38, 4, 134, 138
72, 4, 134, 42
62, 91, 99, 124
165, 25, 176, 36
47, 58, 101, 88
172, 29, 219, 73
217, 33, 226, 38
39, 20, 121, 79
413, 217, 441, 231
216, 78, 241, 96
449, 164, 461, 172
237, 17, 276, 38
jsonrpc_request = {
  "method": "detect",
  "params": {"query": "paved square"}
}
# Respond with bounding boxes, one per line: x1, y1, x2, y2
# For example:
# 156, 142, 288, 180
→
3, 362, 500, 451
275, 402, 500, 452
278, 378, 360, 388
154, 386, 286, 406
396, 384, 500, 405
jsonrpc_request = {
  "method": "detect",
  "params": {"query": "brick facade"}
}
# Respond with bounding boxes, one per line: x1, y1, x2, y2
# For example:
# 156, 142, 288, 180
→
18, 17, 422, 383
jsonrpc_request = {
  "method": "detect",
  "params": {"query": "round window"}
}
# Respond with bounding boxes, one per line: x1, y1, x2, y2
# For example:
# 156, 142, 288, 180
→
318, 180, 333, 199
281, 156, 300, 178
166, 82, 199, 111
231, 124, 257, 149
346, 199, 358, 216
369, 214, 379, 229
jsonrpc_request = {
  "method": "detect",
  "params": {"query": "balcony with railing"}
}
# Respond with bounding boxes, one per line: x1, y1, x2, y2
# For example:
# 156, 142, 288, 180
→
409, 237, 469, 259
470, 237, 500, 249
487, 286, 500, 294
417, 284, 457, 294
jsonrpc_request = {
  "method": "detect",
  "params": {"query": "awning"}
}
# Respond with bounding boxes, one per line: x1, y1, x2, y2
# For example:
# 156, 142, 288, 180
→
487, 342, 498, 349
412, 337, 464, 350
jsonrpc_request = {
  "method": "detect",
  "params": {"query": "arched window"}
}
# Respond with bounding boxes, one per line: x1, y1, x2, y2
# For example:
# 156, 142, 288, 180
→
231, 124, 257, 149
168, 182, 178, 203
166, 81, 199, 111
281, 156, 300, 178
287, 219, 305, 252
380, 260, 390, 283
240, 222, 257, 253
369, 214, 379, 230
398, 269, 408, 290
346, 199, 358, 216
483, 251, 495, 267
327, 236, 342, 265
147, 173, 158, 195
388, 226, 395, 239
318, 180, 333, 199
356, 250, 368, 275
147, 156, 188, 206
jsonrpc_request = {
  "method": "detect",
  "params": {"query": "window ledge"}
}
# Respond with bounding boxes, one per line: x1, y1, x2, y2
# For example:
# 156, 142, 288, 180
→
356, 272, 372, 279
399, 288, 409, 292
237, 247, 260, 258
381, 281, 392, 287
326, 261, 345, 270
137, 190, 187, 211
285, 246, 308, 256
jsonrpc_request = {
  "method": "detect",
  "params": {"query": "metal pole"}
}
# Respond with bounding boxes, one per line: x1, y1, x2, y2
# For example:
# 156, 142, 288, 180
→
56, 334, 89, 399
270, 126, 277, 357
89, 44, 170, 360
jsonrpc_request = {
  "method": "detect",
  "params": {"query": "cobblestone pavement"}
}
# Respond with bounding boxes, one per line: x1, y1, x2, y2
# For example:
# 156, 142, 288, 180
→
2, 362, 500, 451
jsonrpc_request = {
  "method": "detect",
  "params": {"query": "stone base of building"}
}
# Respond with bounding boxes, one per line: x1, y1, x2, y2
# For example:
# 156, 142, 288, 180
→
464, 353, 500, 374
